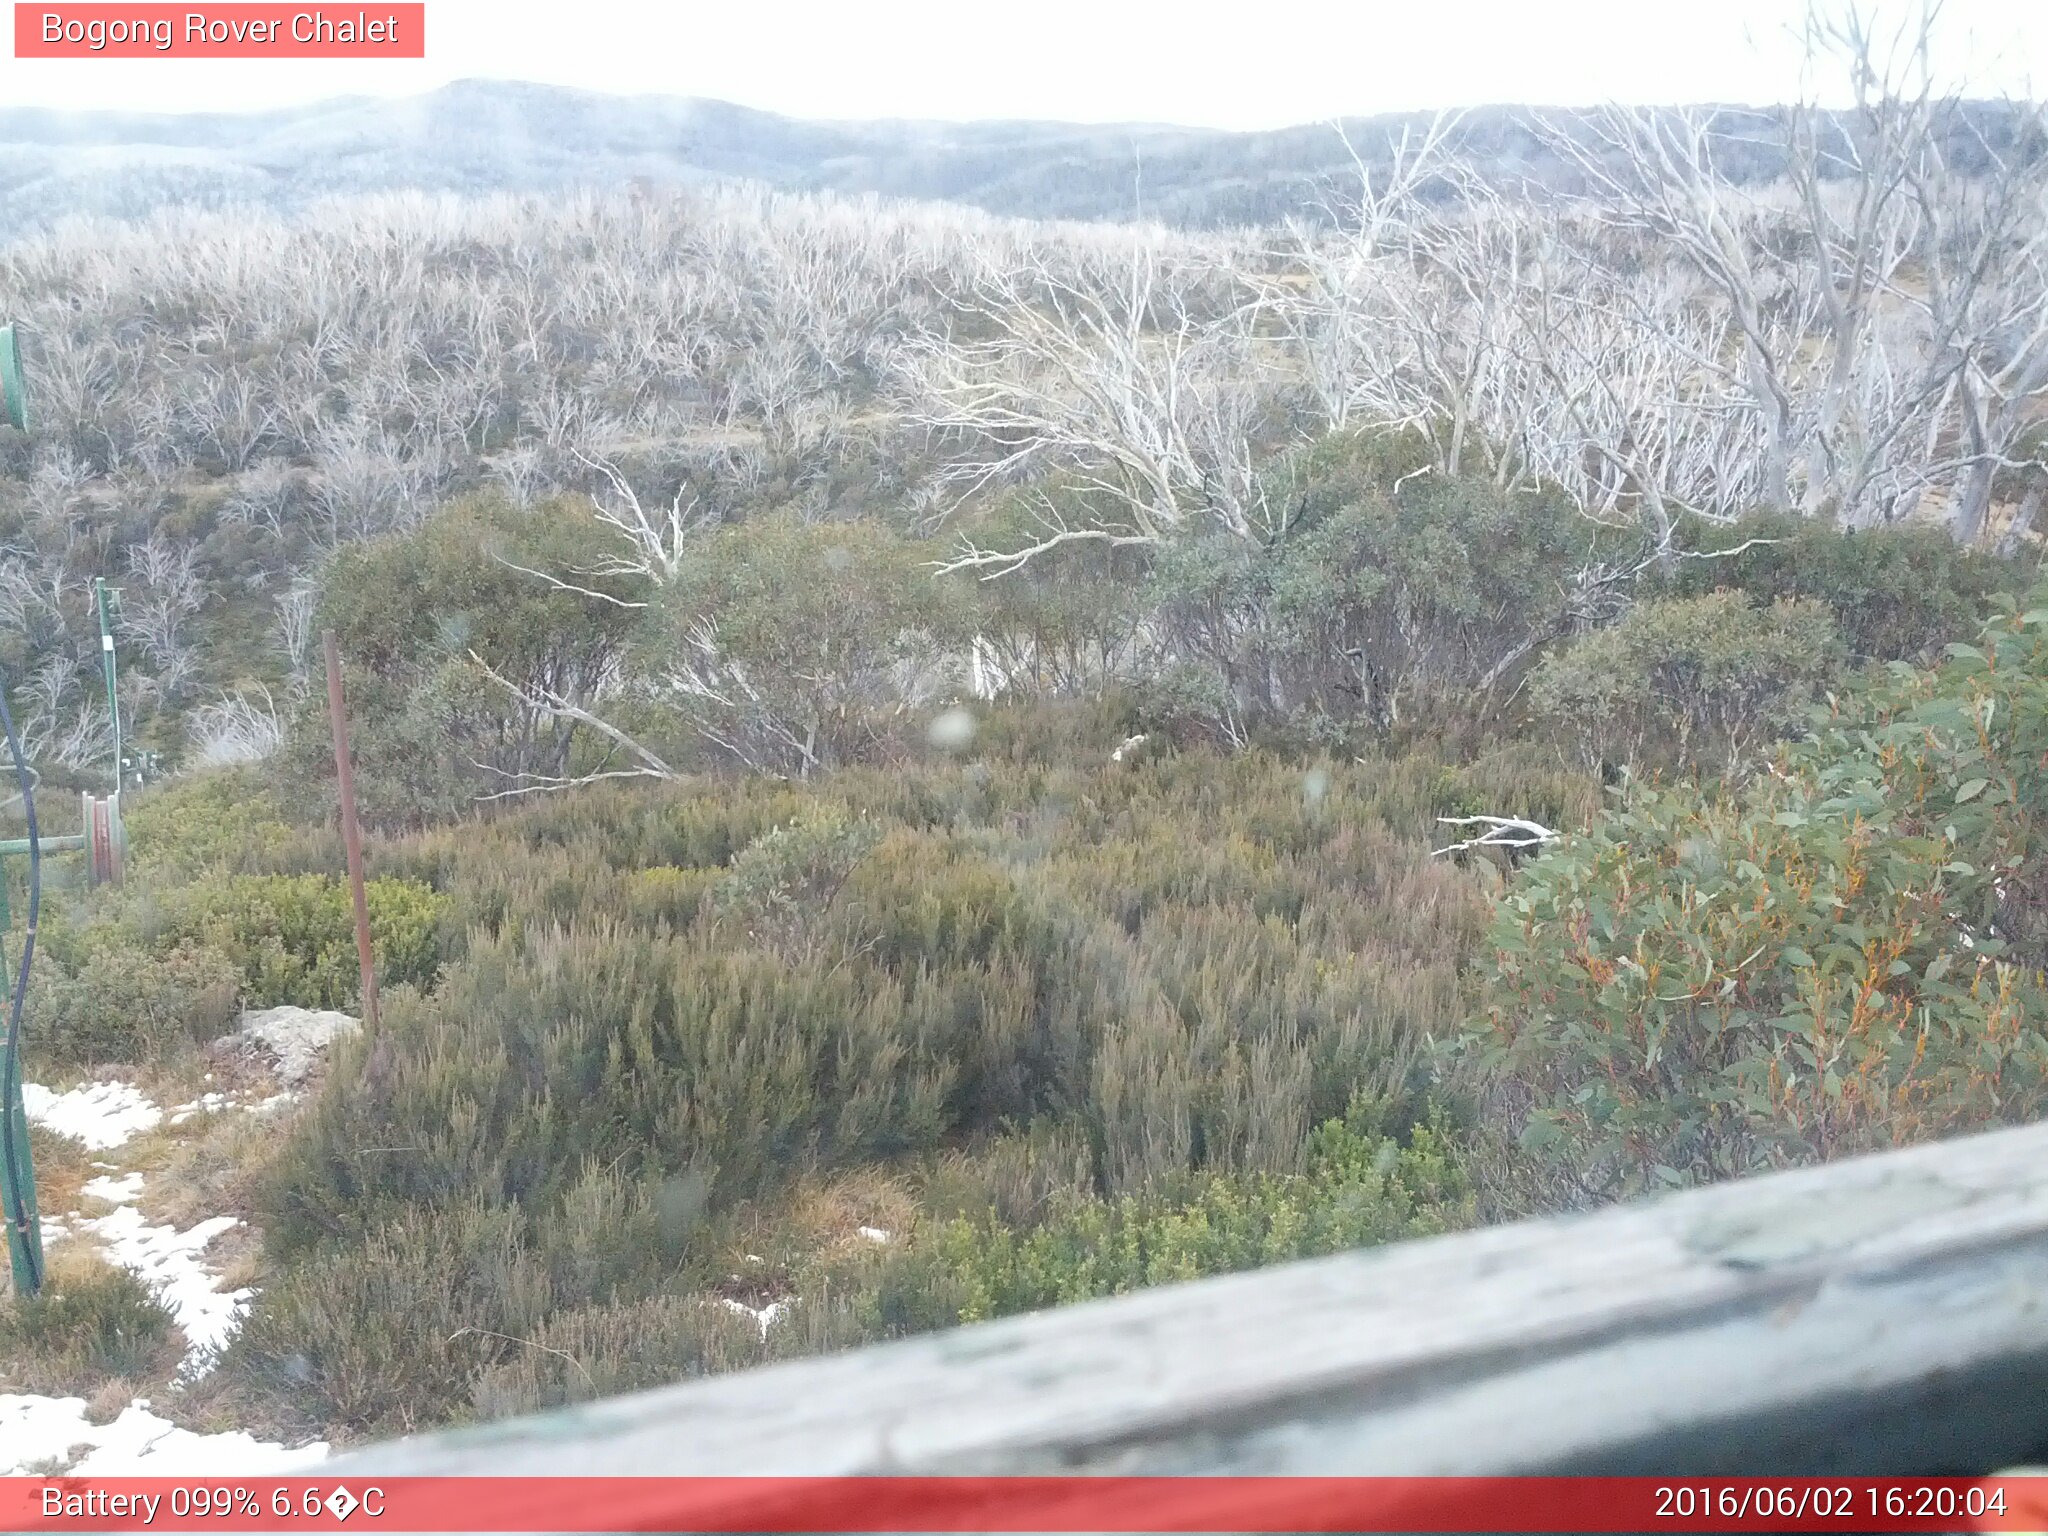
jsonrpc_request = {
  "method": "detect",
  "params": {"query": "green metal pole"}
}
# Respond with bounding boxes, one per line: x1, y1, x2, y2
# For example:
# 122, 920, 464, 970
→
0, 836, 84, 856
0, 318, 45, 1295
0, 325, 26, 433
0, 938, 41, 1297
94, 578, 121, 795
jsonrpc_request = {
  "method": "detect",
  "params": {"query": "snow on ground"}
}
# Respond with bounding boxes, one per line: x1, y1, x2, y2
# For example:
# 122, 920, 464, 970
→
167, 1091, 234, 1126
27, 1078, 252, 1374
66, 1202, 253, 1376
0, 1395, 325, 1475
21, 1081, 163, 1150
81, 1171, 145, 1204
15, 1058, 335, 1472
161, 1087, 294, 1127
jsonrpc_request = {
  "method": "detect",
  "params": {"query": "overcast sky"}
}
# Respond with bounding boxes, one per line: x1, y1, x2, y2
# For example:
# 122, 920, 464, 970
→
2, 0, 2041, 125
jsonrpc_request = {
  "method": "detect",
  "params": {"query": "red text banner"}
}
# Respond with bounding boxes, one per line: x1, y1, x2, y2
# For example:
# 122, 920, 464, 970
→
14, 5, 425, 58
2, 1476, 2046, 1533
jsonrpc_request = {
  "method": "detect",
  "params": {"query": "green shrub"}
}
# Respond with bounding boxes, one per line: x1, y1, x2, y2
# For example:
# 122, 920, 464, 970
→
219, 747, 1536, 1440
966, 496, 1152, 698
229, 1199, 554, 1437
706, 809, 880, 961
621, 866, 717, 931
914, 1123, 1100, 1229
466, 1295, 766, 1420
1529, 592, 1843, 771
896, 1112, 1473, 1326
287, 494, 646, 831
1138, 433, 1632, 742
1459, 590, 2048, 1205
121, 768, 296, 879
633, 515, 975, 775
24, 940, 241, 1066
160, 873, 445, 1009
0, 1250, 181, 1393
1129, 659, 1246, 749
1665, 512, 2028, 663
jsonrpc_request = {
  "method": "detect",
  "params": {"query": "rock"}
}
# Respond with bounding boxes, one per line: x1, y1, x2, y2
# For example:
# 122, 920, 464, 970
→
222, 1006, 361, 1089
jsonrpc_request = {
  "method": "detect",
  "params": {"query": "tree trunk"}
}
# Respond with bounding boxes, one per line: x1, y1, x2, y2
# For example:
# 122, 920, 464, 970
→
1949, 457, 1999, 548
1996, 483, 2045, 559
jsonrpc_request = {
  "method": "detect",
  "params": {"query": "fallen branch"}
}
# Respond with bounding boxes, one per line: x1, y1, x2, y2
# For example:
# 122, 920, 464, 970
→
1430, 814, 1561, 858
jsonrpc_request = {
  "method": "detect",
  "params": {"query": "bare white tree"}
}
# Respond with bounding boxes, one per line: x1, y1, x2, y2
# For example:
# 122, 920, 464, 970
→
187, 687, 285, 767
221, 459, 303, 539
465, 650, 678, 798
562, 450, 716, 588
122, 532, 205, 696
1535, 6, 2048, 536
1256, 7, 2046, 546
898, 246, 1281, 576
275, 578, 319, 696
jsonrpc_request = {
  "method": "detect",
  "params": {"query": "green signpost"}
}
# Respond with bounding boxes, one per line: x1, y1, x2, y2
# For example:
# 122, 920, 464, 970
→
0, 324, 25, 433
1, 948, 38, 1296
0, 322, 36, 1294
0, 328, 134, 1293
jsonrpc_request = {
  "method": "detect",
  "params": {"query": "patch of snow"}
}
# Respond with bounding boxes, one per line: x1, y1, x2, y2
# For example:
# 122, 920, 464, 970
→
229, 1006, 360, 1088
21, 1082, 162, 1150
166, 1088, 296, 1125
168, 1091, 235, 1127
59, 1205, 252, 1379
81, 1172, 144, 1206
17, 1067, 321, 1464
0, 1395, 326, 1475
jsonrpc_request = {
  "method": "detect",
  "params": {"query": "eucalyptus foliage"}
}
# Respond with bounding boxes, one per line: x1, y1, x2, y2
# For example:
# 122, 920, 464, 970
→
1465, 592, 2048, 1200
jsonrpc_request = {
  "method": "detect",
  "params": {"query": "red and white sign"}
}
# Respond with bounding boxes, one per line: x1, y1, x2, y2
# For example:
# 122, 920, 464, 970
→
14, 4, 425, 58
0, 1476, 2044, 1533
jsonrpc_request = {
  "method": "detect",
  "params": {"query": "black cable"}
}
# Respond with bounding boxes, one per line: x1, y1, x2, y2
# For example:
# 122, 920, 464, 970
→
0, 674, 42, 1296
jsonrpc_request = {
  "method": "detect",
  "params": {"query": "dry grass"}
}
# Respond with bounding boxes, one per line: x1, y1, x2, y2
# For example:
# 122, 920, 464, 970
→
21, 1122, 93, 1226
25, 1241, 111, 1295
84, 1377, 136, 1425
203, 1224, 264, 1293
137, 1104, 277, 1232
781, 1170, 922, 1261
164, 1363, 334, 1452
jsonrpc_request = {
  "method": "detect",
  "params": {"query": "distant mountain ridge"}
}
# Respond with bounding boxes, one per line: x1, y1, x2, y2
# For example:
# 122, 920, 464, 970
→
0, 79, 2037, 230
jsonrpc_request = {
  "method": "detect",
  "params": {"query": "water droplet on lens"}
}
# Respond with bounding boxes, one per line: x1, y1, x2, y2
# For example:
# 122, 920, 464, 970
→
928, 707, 975, 749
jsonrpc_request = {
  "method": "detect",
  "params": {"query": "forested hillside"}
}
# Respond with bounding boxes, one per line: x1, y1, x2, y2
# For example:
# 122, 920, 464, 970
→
3, 11, 2047, 1461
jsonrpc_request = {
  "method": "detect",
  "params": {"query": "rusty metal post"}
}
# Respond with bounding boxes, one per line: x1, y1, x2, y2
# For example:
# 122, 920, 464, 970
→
323, 631, 380, 1030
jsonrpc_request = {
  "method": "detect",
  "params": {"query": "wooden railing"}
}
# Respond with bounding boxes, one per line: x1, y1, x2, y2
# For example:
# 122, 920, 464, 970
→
334, 1119, 2048, 1478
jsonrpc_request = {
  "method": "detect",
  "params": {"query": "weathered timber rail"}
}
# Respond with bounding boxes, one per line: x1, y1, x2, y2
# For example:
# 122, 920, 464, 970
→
334, 1119, 2048, 1478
